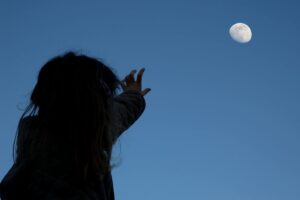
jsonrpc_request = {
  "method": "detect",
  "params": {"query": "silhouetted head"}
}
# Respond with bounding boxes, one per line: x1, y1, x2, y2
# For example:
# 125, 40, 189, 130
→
14, 51, 121, 183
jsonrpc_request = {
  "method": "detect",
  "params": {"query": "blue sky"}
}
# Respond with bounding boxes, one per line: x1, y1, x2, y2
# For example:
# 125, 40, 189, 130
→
1, 0, 300, 199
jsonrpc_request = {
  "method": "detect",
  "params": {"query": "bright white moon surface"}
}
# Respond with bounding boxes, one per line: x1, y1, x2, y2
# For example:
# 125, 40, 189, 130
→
229, 23, 252, 43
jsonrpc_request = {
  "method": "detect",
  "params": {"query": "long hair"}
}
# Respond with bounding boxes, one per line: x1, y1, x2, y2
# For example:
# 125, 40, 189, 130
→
13, 51, 121, 183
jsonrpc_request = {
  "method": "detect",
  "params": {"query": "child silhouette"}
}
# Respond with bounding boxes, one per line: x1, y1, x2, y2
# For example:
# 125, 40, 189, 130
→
0, 52, 151, 200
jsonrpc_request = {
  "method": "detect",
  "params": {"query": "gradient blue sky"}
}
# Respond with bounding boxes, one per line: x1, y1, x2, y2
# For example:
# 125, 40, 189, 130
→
1, 0, 300, 199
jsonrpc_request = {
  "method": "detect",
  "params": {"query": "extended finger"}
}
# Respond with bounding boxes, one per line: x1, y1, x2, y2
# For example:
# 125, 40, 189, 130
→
141, 88, 151, 96
130, 69, 137, 76
130, 69, 137, 80
136, 68, 145, 85
126, 69, 137, 83
125, 73, 133, 83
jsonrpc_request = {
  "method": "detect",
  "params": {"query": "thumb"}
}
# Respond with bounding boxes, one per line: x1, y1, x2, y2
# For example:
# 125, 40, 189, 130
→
141, 88, 151, 96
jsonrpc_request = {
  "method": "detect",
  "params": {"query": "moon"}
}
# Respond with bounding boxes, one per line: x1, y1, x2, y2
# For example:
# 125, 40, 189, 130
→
229, 23, 252, 43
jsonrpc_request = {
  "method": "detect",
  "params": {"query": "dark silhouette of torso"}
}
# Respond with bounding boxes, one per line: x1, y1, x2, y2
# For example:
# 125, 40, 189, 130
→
0, 90, 146, 200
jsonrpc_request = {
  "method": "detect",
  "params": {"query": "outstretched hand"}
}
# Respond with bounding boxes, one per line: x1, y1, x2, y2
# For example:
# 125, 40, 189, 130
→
121, 68, 151, 96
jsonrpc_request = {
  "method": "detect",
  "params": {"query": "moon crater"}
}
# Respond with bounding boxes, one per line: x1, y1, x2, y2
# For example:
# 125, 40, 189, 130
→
229, 23, 252, 43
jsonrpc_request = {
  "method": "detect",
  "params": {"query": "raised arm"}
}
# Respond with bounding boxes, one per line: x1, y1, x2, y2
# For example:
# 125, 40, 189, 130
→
110, 90, 146, 141
110, 68, 151, 143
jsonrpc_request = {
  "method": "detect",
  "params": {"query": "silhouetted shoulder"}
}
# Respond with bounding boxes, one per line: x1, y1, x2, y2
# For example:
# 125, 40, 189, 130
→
0, 168, 111, 200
